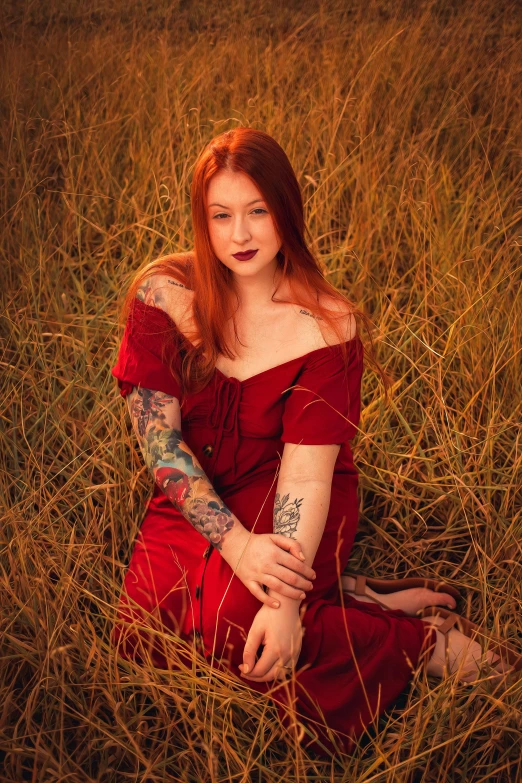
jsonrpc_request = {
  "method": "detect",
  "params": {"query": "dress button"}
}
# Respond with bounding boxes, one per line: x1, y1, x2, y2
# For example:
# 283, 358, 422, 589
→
195, 585, 200, 599
202, 443, 214, 457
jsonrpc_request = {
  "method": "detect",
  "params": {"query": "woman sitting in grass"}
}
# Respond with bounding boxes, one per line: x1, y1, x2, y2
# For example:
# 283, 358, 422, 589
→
111, 127, 519, 756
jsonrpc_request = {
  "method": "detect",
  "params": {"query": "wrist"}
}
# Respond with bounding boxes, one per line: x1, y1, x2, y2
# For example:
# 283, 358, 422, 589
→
218, 517, 250, 564
266, 587, 302, 611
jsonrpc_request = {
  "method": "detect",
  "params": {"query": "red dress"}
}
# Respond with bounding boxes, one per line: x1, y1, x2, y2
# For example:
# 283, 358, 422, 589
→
111, 297, 436, 756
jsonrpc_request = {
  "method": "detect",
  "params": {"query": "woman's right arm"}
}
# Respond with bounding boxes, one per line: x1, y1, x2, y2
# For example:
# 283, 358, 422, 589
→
124, 384, 316, 605
125, 384, 244, 557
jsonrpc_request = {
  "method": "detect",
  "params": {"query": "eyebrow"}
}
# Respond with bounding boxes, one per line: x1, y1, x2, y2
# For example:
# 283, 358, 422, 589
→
208, 198, 265, 208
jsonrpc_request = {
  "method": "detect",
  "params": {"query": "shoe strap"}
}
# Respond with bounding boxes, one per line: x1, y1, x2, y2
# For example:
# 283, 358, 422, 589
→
355, 575, 367, 596
437, 612, 459, 635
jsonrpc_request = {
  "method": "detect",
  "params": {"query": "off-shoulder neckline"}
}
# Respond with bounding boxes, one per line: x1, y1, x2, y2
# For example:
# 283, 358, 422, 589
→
131, 296, 358, 385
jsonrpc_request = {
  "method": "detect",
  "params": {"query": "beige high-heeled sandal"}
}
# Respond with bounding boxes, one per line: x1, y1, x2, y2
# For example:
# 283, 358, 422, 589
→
417, 605, 522, 676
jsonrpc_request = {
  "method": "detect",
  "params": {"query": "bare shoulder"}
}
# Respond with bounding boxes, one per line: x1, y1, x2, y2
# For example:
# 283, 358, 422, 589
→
321, 295, 357, 342
297, 293, 357, 347
135, 273, 194, 328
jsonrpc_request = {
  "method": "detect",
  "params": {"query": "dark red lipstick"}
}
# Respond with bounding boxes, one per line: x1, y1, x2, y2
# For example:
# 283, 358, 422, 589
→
232, 249, 258, 261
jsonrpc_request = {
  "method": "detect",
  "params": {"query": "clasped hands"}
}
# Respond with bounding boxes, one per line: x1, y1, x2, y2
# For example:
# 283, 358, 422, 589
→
221, 527, 315, 683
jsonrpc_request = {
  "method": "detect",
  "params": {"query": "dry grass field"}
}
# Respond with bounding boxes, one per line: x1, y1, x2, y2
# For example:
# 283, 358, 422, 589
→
1, 0, 521, 780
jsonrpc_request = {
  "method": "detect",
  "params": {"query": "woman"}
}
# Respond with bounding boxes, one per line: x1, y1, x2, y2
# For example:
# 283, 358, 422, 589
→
111, 128, 517, 756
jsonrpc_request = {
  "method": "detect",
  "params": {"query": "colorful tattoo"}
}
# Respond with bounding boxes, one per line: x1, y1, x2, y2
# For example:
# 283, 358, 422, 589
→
136, 277, 191, 311
127, 387, 235, 551
273, 492, 304, 539
129, 387, 174, 438
136, 279, 160, 307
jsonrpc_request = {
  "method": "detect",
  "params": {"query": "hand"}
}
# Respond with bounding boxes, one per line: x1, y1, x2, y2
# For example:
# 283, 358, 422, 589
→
220, 527, 316, 608
238, 601, 304, 682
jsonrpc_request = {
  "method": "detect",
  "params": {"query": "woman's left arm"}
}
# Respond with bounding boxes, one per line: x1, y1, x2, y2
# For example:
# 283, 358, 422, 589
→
267, 442, 340, 603
239, 443, 339, 682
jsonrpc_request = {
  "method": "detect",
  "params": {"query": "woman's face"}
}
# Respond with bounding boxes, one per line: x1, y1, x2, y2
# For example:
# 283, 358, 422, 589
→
206, 169, 282, 280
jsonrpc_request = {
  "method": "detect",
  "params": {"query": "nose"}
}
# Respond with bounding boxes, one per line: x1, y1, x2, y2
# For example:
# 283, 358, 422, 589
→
231, 215, 252, 244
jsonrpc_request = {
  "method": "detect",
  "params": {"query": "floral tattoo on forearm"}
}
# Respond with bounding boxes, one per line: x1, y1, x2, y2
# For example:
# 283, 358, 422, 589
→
273, 492, 304, 539
128, 387, 235, 550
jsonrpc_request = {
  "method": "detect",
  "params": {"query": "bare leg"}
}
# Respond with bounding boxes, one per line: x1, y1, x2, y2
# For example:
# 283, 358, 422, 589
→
343, 584, 512, 682
341, 575, 457, 616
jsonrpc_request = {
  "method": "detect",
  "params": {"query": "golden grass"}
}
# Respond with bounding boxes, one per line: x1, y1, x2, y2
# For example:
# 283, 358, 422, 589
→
1, 0, 521, 779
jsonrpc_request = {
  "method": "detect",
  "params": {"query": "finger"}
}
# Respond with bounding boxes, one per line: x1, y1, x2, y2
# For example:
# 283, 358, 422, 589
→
248, 582, 281, 609
270, 533, 305, 559
244, 659, 293, 683
270, 533, 307, 558
270, 563, 314, 592
262, 574, 307, 601
240, 626, 264, 675
273, 545, 316, 581
243, 646, 279, 678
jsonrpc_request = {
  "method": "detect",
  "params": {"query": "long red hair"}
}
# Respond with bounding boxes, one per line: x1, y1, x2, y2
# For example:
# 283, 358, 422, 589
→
119, 128, 392, 401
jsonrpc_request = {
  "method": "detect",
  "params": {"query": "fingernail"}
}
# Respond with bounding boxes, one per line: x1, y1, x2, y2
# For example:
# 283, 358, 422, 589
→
243, 664, 249, 673
272, 601, 280, 608
299, 552, 305, 560
300, 592, 306, 599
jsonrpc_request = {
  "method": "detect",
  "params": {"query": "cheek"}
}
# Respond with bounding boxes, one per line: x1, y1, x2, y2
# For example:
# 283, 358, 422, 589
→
208, 222, 227, 244
266, 219, 280, 244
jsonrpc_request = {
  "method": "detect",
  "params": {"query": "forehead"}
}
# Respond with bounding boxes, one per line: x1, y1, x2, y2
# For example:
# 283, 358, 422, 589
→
207, 170, 264, 206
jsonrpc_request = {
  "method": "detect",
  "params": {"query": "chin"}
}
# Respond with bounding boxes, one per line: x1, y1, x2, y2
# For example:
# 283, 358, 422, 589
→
236, 265, 272, 276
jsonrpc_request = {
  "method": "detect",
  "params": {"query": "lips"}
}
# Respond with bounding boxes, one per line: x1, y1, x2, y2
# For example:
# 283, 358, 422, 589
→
232, 249, 258, 260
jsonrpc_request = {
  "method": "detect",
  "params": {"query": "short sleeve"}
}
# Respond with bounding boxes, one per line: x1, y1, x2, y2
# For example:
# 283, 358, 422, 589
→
111, 298, 183, 400
281, 339, 363, 445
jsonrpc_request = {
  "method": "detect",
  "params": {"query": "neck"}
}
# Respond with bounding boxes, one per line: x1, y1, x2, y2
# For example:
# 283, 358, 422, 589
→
231, 259, 285, 311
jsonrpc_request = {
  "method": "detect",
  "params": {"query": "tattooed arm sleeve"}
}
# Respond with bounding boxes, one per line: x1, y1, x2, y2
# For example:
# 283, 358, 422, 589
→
125, 384, 245, 555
